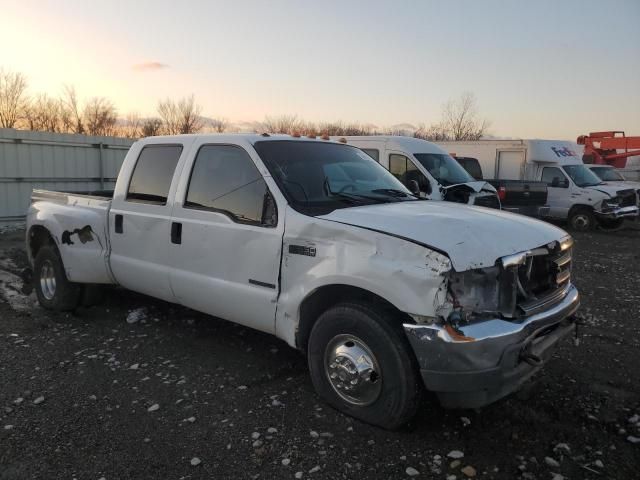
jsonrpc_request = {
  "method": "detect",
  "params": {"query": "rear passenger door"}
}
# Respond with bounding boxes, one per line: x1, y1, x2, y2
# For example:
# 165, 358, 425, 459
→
109, 142, 190, 302
168, 142, 283, 333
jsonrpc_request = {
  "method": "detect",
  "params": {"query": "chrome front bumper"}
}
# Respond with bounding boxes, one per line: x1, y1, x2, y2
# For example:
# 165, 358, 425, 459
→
403, 284, 580, 408
595, 205, 639, 219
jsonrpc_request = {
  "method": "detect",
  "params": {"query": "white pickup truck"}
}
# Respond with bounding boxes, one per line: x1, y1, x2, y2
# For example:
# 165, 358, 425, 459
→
26, 134, 580, 428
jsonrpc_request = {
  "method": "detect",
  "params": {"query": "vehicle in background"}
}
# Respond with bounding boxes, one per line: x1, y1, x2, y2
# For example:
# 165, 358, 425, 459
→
334, 136, 501, 209
452, 156, 548, 218
579, 131, 640, 182
586, 165, 640, 207
436, 140, 639, 231
26, 134, 580, 429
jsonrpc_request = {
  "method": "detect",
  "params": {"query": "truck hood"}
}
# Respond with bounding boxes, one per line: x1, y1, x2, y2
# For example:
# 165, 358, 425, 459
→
318, 201, 568, 271
600, 181, 640, 191
586, 184, 630, 197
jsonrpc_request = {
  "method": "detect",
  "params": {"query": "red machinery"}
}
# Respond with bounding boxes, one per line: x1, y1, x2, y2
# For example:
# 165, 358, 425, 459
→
577, 131, 640, 168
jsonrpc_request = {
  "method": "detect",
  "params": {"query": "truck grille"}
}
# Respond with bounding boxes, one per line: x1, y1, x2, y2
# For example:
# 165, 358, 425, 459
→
618, 189, 637, 207
517, 245, 572, 316
474, 195, 500, 209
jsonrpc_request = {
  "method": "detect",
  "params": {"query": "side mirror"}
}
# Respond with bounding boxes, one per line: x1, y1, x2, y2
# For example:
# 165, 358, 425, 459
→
408, 180, 421, 196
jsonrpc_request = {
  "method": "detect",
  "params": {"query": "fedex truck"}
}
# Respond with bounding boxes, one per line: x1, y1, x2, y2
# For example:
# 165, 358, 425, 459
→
436, 140, 638, 231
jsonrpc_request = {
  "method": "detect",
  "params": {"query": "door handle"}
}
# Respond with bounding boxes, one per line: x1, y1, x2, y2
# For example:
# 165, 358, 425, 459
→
115, 214, 123, 234
171, 222, 182, 244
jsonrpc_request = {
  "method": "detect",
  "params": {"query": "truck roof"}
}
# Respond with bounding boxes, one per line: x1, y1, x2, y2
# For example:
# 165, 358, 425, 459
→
137, 133, 344, 146
335, 136, 448, 155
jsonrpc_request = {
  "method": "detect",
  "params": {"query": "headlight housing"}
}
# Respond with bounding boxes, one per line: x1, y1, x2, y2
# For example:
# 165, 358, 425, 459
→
447, 236, 573, 322
602, 197, 620, 210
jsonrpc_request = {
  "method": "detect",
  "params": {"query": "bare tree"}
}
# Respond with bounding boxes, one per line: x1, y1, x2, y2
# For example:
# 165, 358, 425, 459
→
83, 97, 117, 136
208, 117, 229, 133
119, 112, 142, 138
0, 69, 28, 128
23, 94, 62, 132
440, 92, 489, 141
414, 122, 449, 141
61, 85, 85, 134
158, 95, 203, 134
262, 114, 305, 134
141, 118, 163, 137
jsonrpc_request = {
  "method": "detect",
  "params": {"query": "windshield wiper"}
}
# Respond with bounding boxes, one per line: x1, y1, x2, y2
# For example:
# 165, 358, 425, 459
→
370, 188, 418, 199
323, 177, 389, 204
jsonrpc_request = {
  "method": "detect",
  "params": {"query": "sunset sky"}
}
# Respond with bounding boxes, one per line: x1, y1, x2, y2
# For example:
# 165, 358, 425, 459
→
1, 0, 639, 139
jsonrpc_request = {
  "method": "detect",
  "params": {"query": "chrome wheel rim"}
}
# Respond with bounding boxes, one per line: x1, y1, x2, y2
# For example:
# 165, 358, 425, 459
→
324, 334, 382, 406
572, 214, 590, 230
40, 260, 56, 300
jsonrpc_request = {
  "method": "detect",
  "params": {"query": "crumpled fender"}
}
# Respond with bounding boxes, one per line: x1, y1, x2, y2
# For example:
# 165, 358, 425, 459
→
275, 206, 451, 347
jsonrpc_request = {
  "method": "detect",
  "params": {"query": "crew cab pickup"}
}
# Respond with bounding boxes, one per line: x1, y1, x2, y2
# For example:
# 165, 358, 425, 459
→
26, 134, 580, 428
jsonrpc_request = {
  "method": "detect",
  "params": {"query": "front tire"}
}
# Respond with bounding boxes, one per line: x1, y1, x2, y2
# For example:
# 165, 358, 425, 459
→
568, 207, 596, 231
307, 302, 422, 429
33, 245, 81, 311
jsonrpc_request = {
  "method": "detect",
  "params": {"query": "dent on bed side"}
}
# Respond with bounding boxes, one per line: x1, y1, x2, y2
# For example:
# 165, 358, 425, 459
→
61, 225, 95, 246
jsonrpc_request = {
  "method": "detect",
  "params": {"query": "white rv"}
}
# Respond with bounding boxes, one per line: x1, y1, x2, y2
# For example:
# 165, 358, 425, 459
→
436, 140, 639, 230
333, 136, 500, 208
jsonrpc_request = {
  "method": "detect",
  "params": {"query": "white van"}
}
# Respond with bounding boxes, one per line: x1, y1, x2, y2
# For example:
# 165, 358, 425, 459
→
436, 140, 639, 230
334, 136, 500, 208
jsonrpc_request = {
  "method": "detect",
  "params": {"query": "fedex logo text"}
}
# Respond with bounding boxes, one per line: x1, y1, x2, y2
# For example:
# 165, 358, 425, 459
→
551, 146, 577, 158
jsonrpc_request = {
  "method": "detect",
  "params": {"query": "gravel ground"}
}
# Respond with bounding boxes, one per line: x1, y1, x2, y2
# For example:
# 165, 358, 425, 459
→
1, 224, 639, 480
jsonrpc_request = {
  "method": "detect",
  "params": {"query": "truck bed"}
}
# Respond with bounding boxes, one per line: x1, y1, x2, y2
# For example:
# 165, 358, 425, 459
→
485, 180, 548, 217
28, 189, 114, 284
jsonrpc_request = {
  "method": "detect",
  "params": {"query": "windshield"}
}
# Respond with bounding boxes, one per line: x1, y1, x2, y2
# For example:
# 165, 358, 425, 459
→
255, 140, 417, 215
413, 153, 475, 186
562, 164, 603, 187
590, 166, 625, 181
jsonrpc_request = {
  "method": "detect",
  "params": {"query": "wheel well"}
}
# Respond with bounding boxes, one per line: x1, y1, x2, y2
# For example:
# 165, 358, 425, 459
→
296, 284, 409, 353
568, 204, 594, 217
28, 226, 56, 261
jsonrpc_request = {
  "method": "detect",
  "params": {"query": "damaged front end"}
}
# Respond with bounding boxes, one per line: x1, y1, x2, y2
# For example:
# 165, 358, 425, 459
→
594, 190, 639, 220
441, 182, 500, 209
403, 235, 580, 408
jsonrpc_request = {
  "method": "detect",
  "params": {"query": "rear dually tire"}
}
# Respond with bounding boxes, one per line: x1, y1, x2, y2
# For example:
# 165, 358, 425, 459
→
33, 245, 81, 311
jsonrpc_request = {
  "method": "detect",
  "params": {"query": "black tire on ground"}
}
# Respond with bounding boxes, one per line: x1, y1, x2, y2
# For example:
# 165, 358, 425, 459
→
307, 301, 422, 429
598, 218, 625, 231
81, 285, 105, 307
568, 207, 596, 231
33, 245, 81, 311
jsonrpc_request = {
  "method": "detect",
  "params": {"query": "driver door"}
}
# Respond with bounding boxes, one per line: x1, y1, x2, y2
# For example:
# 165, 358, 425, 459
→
540, 166, 571, 218
388, 153, 434, 198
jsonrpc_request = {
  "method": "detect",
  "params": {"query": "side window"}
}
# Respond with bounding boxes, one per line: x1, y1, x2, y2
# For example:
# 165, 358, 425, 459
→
184, 145, 277, 226
361, 148, 380, 162
389, 154, 427, 190
541, 167, 568, 188
127, 145, 183, 204
459, 158, 483, 180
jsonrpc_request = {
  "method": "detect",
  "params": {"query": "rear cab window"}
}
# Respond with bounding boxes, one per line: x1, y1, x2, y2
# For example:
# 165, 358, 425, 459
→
127, 145, 183, 205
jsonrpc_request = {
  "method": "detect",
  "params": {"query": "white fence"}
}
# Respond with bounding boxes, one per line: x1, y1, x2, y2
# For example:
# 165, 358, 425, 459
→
0, 129, 134, 221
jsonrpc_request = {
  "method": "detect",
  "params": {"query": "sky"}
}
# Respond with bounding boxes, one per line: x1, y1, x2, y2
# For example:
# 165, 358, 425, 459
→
1, 0, 639, 139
